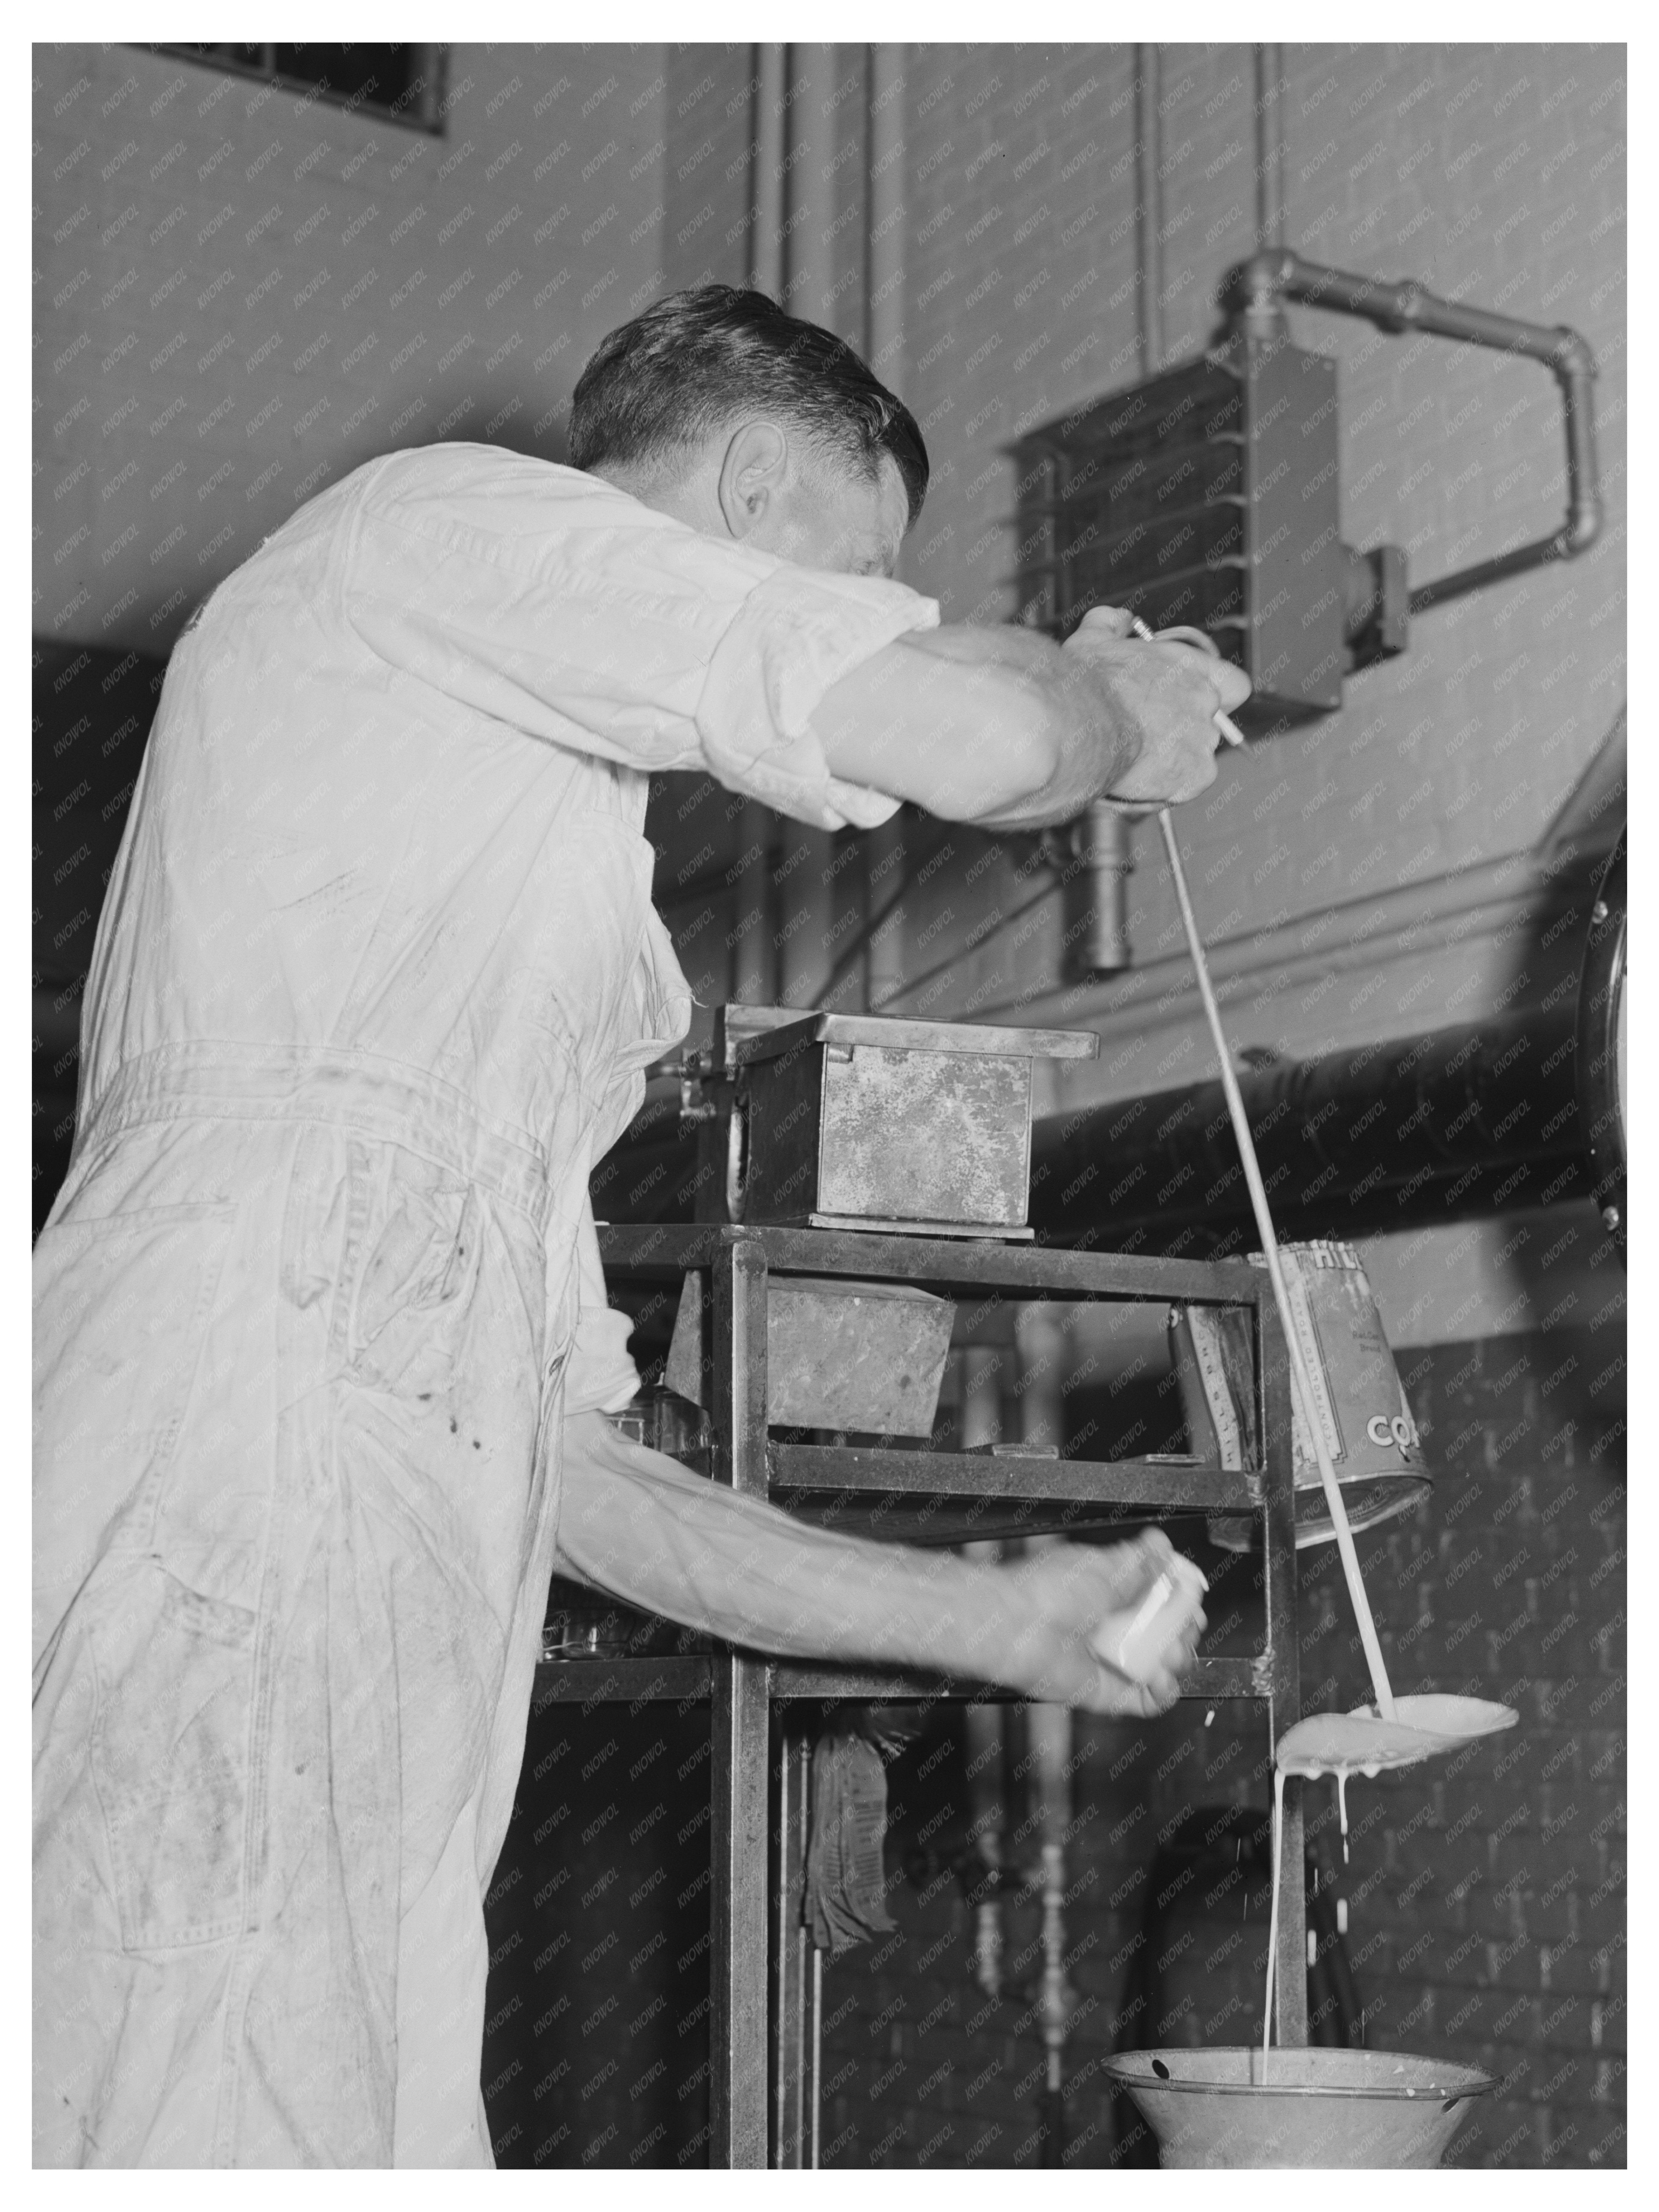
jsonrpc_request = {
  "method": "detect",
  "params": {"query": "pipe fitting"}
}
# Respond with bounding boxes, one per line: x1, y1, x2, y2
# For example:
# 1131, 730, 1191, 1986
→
1221, 249, 1604, 619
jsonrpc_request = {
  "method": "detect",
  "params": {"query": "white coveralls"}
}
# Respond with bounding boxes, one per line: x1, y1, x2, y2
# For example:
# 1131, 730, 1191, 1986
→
33, 445, 938, 2166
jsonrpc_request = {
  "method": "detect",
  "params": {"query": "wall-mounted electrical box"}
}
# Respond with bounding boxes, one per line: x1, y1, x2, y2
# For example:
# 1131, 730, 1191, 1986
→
1013, 253, 1600, 738
1015, 333, 1406, 729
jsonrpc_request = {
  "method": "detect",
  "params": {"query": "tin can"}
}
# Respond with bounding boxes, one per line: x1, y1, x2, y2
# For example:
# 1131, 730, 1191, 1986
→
1171, 1240, 1429, 1552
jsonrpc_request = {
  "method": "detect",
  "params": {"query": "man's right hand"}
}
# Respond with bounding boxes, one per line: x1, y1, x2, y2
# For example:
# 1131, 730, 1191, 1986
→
1060, 605, 1252, 811
812, 605, 1251, 830
990, 1528, 1207, 1716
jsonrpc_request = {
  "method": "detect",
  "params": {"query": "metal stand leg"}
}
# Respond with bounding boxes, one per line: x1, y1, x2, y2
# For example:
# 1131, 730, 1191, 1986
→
710, 1239, 772, 2167
1259, 1293, 1308, 2045
710, 1651, 770, 2164
774, 1731, 811, 2166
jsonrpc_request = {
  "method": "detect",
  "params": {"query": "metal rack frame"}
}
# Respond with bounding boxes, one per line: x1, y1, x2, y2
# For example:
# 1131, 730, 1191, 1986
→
534, 1222, 1308, 2166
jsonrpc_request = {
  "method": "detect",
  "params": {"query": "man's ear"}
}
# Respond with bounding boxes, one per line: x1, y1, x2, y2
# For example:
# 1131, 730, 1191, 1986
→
716, 420, 790, 542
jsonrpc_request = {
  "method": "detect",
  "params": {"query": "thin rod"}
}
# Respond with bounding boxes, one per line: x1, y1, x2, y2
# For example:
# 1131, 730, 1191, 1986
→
1254, 45, 1285, 250
794, 1740, 809, 2167
1135, 46, 1164, 379
810, 1946, 823, 2169
774, 1735, 792, 2166
1157, 808, 1397, 1718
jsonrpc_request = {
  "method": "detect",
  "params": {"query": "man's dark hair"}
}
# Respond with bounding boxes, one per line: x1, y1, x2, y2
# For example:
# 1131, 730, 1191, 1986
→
569, 285, 928, 526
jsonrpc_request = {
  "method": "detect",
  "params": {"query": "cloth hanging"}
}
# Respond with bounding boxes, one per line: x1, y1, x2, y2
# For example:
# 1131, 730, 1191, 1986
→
803, 1724, 897, 1959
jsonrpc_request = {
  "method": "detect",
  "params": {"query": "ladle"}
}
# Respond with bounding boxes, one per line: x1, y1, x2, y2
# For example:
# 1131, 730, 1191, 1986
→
1148, 682, 1518, 1756
1130, 618, 1395, 1712
1152, 790, 1397, 1719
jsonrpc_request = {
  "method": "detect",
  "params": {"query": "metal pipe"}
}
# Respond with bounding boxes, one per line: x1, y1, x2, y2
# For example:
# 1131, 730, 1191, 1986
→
1028, 1006, 1589, 1248
810, 1948, 822, 2169
866, 45, 905, 382
960, 1346, 1007, 2002
1134, 46, 1164, 380
734, 45, 791, 1007
1016, 1304, 1073, 2154
774, 1735, 797, 2166
1253, 45, 1284, 251
1063, 802, 1135, 978
597, 949, 1598, 1242
1223, 249, 1602, 612
787, 43, 840, 328
1057, 44, 1166, 982
749, 45, 788, 297
774, 44, 841, 1008
864, 45, 908, 1012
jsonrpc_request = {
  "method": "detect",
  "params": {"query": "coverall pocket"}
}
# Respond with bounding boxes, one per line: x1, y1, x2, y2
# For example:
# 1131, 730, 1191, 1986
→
33, 1201, 238, 1659
90, 1565, 256, 1950
346, 1146, 484, 1395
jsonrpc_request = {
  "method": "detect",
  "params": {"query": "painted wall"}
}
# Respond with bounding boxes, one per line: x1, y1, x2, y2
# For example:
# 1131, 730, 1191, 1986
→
860, 43, 1625, 1115
632, 43, 1626, 1109
35, 41, 1627, 1076
34, 41, 671, 654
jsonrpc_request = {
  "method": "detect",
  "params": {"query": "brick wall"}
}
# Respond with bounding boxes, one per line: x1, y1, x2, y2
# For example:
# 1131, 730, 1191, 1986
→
34, 42, 669, 655
813, 1325, 1625, 2168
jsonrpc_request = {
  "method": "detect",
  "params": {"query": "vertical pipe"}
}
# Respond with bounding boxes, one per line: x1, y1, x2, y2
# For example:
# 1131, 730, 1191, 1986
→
960, 1343, 1006, 2000
795, 1761, 810, 2164
787, 43, 840, 328
1060, 43, 1165, 984
1254, 44, 1285, 251
411, 46, 444, 131
866, 45, 906, 382
732, 803, 774, 1005
773, 42, 841, 1010
1134, 44, 1164, 380
773, 1734, 812, 2166
862, 845, 907, 1011
1016, 1304, 1074, 2157
773, 1732, 792, 2164
750, 44, 789, 296
709, 1240, 774, 2164
1064, 803, 1136, 979
810, 1947, 823, 2168
863, 42, 908, 1013
735, 45, 791, 1006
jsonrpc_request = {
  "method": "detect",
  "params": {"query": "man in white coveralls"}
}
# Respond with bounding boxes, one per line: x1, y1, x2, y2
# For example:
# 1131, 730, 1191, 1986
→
33, 286, 1248, 2165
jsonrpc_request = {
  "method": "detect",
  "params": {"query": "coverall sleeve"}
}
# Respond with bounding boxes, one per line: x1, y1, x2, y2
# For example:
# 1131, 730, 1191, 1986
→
343, 446, 942, 831
562, 1198, 644, 1417
549, 1412, 1192, 1707
551, 1408, 966, 1659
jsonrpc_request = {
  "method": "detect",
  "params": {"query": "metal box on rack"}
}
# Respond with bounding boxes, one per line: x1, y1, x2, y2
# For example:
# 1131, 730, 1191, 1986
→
692, 1006, 1099, 1235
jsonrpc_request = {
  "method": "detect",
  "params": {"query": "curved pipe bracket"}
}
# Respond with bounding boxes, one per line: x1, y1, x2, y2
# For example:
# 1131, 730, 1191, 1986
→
1222, 249, 1602, 616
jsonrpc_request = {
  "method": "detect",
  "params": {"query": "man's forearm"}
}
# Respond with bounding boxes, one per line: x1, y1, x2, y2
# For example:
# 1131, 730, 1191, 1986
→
925, 625, 1154, 825
811, 623, 1143, 827
555, 1409, 1024, 1677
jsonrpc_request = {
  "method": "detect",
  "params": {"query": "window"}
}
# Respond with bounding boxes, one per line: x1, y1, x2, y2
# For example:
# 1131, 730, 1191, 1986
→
148, 44, 448, 132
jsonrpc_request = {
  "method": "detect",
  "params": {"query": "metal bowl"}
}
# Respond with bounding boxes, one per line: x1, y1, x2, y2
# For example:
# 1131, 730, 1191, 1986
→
1106, 2046, 1495, 2168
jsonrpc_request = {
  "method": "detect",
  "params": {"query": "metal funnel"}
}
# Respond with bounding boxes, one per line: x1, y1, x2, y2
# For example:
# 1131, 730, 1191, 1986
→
1107, 2047, 1495, 2168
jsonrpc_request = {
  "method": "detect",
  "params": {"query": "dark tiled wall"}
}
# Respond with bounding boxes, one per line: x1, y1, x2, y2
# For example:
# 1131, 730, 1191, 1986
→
812, 1325, 1624, 2168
